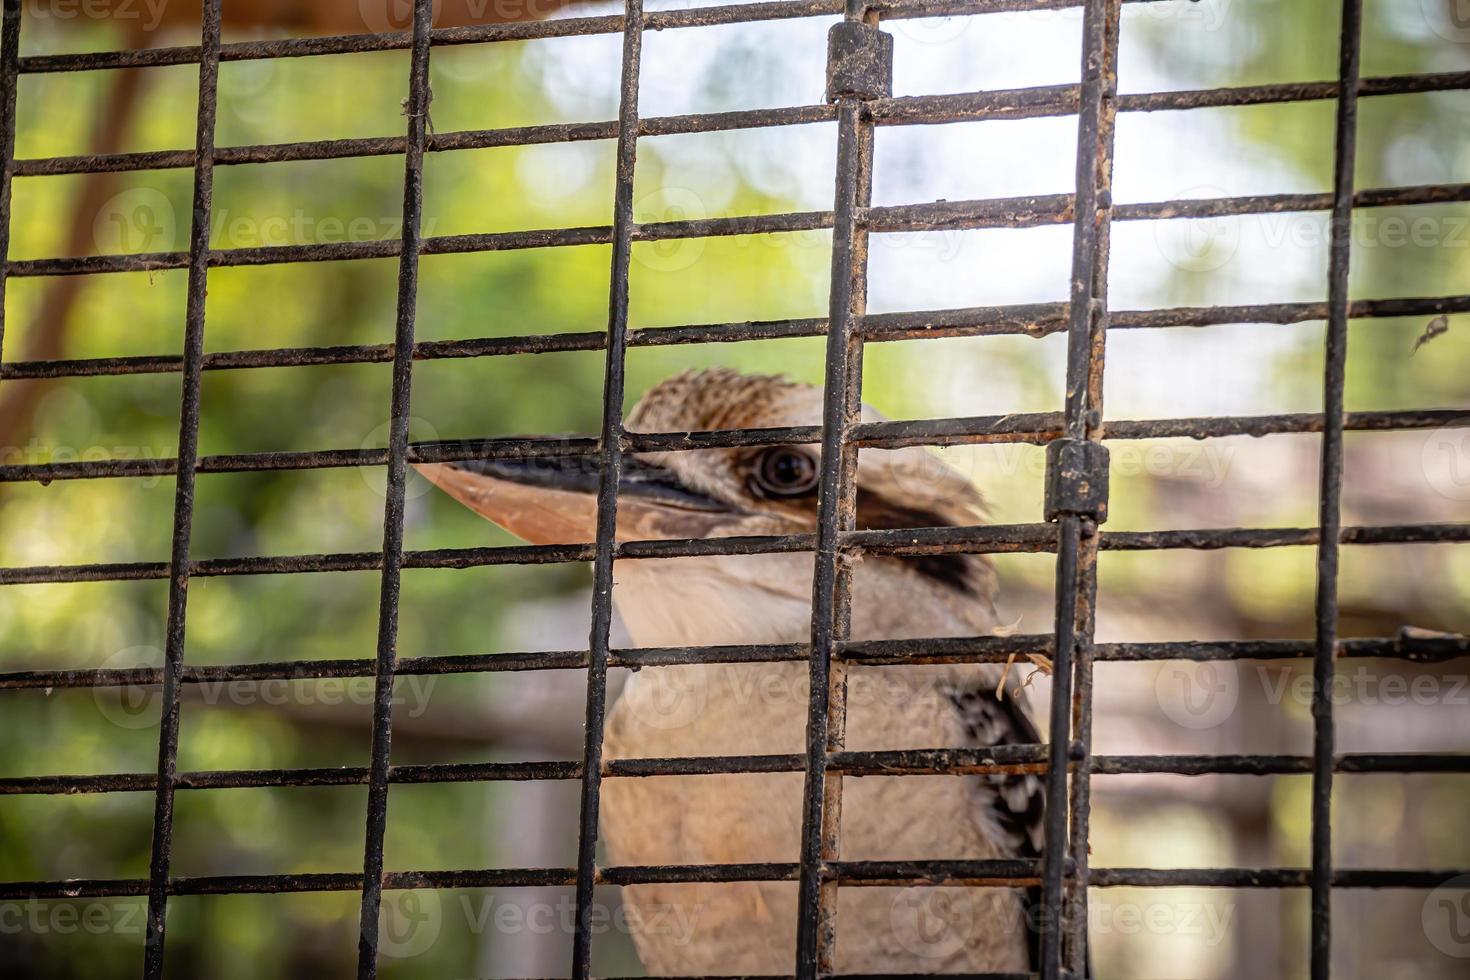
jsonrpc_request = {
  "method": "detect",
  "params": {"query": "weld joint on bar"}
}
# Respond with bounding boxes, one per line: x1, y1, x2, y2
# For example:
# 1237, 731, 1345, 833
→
825, 21, 893, 103
1044, 437, 1110, 523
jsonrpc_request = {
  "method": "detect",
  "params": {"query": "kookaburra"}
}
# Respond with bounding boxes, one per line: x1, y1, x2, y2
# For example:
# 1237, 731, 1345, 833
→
416, 369, 1052, 974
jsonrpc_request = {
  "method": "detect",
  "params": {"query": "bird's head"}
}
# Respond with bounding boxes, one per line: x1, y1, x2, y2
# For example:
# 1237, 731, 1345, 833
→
414, 368, 996, 615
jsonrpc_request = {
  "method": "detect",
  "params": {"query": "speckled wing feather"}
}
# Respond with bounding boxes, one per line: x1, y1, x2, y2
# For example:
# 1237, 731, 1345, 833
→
945, 682, 1081, 975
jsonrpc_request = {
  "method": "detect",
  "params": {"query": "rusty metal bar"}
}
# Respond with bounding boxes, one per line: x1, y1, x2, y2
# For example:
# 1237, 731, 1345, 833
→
14, 69, 1470, 180
7, 750, 1470, 798
3, 629, 1467, 693
1062, 0, 1121, 971
8, 179, 1468, 281
0, 0, 18, 371
568, 0, 643, 973
12, 0, 1172, 76
793, 4, 884, 970
1038, 0, 1120, 971
4, 404, 1467, 486
2, 519, 1467, 588
138, 2, 221, 975
5, 630, 1467, 693
2, 863, 1464, 903
352, 2, 434, 977
9, 292, 1470, 384
1311, 0, 1363, 975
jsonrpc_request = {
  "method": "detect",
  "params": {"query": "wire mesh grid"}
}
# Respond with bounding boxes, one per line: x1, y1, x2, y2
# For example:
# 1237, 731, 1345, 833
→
0, 0, 1467, 977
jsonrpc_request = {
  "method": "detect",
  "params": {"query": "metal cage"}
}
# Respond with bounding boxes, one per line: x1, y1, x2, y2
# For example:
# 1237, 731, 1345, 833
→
1, 0, 1467, 977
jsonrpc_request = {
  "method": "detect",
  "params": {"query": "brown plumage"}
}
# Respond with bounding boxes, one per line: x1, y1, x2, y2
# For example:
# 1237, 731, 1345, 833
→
416, 369, 1052, 974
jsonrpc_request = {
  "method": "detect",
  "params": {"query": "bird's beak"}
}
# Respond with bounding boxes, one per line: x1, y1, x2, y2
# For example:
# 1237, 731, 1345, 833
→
414, 454, 736, 545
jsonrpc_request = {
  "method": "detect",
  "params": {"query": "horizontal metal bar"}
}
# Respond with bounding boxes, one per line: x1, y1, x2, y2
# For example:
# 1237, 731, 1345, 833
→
18, 69, 1468, 180
5, 407, 1466, 485
2, 520, 1465, 586
4, 864, 1461, 902
0, 760, 583, 795
9, 291, 1470, 383
1090, 868, 1469, 889
3, 630, 1465, 692
4, 751, 1465, 798
13, 0, 1160, 75
9, 180, 1467, 280
830, 859, 1048, 887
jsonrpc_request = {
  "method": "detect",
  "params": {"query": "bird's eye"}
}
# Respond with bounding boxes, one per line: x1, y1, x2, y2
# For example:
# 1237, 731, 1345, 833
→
752, 448, 819, 497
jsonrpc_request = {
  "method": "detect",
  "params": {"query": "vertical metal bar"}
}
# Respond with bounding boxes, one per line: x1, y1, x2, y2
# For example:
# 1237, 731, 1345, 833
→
569, 0, 642, 974
0, 0, 20, 367
795, 3, 877, 976
1064, 0, 1122, 974
1040, 0, 1120, 974
1312, 1, 1363, 977
140, 3, 222, 975
1039, 516, 1080, 979
354, 1, 434, 976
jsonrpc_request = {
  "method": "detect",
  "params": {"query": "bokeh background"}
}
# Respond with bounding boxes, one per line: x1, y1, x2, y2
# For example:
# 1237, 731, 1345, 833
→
1, 0, 1468, 976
